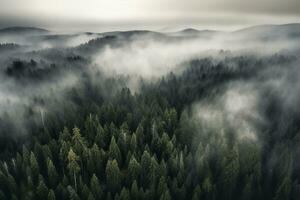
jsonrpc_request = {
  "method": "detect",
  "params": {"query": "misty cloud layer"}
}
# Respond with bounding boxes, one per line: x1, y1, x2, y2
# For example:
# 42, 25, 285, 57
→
0, 24, 299, 137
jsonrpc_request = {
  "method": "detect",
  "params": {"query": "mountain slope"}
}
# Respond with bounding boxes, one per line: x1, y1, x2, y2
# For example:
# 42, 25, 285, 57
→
232, 23, 300, 40
0, 26, 49, 35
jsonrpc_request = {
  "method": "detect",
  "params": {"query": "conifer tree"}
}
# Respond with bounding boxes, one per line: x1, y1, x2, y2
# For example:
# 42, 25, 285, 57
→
47, 158, 58, 188
108, 137, 122, 164
106, 159, 121, 193
30, 151, 39, 184
127, 155, 141, 184
141, 150, 152, 188
90, 174, 103, 199
36, 176, 49, 199
119, 187, 130, 200
130, 180, 139, 200
67, 149, 80, 191
48, 189, 56, 200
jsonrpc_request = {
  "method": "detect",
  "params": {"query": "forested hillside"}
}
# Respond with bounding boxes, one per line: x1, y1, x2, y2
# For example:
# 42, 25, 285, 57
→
0, 25, 300, 200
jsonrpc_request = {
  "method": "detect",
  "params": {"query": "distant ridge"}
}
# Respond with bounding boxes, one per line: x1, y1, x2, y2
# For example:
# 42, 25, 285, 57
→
0, 26, 49, 34
177, 28, 217, 34
171, 28, 219, 37
233, 23, 300, 33
171, 23, 300, 35
180, 28, 200, 33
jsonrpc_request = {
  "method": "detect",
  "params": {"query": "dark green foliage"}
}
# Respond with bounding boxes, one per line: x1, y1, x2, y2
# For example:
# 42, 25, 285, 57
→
36, 177, 49, 199
47, 158, 58, 188
48, 189, 56, 200
0, 54, 299, 200
106, 159, 121, 193
90, 174, 103, 199
130, 180, 139, 200
127, 155, 141, 185
108, 137, 122, 164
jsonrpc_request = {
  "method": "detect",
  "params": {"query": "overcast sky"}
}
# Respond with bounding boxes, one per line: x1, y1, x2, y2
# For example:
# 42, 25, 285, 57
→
0, 0, 299, 32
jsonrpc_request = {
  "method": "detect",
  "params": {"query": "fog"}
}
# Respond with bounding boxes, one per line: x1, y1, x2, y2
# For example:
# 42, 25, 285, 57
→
191, 83, 261, 143
93, 27, 300, 79
183, 52, 300, 162
0, 24, 299, 138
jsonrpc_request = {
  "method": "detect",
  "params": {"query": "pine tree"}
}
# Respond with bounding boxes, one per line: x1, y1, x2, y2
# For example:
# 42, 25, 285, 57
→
47, 158, 58, 188
158, 159, 167, 178
192, 185, 202, 200
109, 136, 122, 164
273, 146, 293, 200
163, 108, 177, 134
159, 188, 171, 200
88, 192, 96, 200
130, 133, 137, 152
48, 189, 56, 200
118, 129, 128, 161
95, 124, 105, 149
67, 185, 80, 200
135, 124, 144, 147
22, 146, 30, 165
90, 174, 103, 199
202, 176, 213, 199
0, 171, 9, 198
119, 187, 130, 200
222, 145, 239, 200
84, 114, 97, 143
150, 156, 159, 186
90, 143, 104, 178
59, 140, 70, 166
81, 184, 91, 200
67, 149, 80, 191
273, 177, 292, 200
30, 151, 40, 184
140, 150, 152, 188
60, 127, 71, 142
72, 127, 87, 156
177, 110, 193, 146
127, 155, 141, 184
6, 173, 17, 196
106, 159, 121, 193
106, 192, 113, 200
157, 176, 167, 197
130, 180, 139, 200
36, 176, 49, 199
241, 181, 252, 200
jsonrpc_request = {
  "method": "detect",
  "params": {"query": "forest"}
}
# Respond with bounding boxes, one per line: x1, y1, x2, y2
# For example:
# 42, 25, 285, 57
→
0, 24, 300, 200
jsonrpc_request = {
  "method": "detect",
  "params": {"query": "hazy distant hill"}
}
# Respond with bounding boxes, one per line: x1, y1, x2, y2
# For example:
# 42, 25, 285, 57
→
232, 23, 300, 40
168, 23, 300, 41
0, 26, 49, 35
1, 23, 300, 52
1, 23, 300, 38
173, 28, 219, 37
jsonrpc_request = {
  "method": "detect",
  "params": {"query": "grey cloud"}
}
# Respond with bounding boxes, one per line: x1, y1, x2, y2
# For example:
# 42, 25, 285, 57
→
0, 0, 299, 31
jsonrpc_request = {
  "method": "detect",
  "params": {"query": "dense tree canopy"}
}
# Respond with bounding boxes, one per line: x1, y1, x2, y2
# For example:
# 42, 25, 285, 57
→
0, 54, 300, 200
